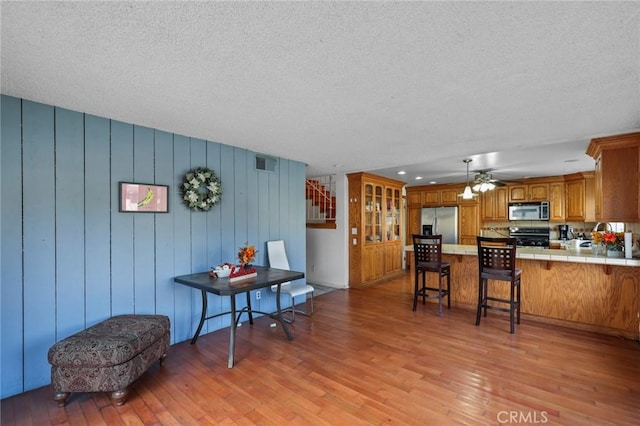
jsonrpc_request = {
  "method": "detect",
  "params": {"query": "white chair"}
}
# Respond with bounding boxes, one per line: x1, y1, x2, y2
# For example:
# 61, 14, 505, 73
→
267, 240, 314, 322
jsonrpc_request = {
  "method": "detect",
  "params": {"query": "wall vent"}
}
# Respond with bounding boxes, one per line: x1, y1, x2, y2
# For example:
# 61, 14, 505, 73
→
256, 155, 277, 172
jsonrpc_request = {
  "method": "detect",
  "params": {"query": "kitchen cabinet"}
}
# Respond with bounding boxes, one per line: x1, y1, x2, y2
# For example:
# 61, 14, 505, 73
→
347, 172, 404, 286
422, 187, 460, 206
480, 187, 508, 221
508, 183, 549, 202
459, 203, 480, 245
565, 172, 596, 222
587, 132, 640, 222
548, 181, 565, 222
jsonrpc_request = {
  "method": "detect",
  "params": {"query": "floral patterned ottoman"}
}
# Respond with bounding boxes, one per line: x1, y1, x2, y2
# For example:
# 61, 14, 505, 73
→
47, 314, 170, 407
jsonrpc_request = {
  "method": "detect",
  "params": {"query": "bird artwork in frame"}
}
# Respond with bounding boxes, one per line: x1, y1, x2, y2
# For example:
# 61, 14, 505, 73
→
119, 182, 169, 213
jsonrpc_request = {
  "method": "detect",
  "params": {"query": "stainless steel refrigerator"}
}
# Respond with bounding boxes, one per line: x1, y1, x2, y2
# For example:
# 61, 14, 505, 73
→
421, 206, 458, 244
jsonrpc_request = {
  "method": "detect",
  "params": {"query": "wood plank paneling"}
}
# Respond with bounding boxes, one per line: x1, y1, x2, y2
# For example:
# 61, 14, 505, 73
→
1, 95, 24, 396
0, 95, 306, 398
84, 114, 112, 326
110, 120, 135, 316
132, 126, 156, 314
22, 100, 57, 390
54, 108, 86, 339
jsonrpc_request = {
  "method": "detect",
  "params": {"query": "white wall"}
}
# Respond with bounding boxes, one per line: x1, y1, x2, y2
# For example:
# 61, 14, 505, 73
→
306, 173, 349, 288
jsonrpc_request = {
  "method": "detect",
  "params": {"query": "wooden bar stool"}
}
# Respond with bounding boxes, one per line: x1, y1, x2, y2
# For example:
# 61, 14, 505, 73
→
412, 234, 451, 316
476, 236, 522, 333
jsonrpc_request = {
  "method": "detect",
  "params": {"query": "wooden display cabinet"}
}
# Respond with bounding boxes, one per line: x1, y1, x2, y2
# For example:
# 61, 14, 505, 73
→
564, 172, 596, 222
347, 172, 404, 286
587, 132, 640, 222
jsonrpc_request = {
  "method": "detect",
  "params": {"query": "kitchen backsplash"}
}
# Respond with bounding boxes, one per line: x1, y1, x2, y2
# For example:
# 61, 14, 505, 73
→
480, 221, 640, 240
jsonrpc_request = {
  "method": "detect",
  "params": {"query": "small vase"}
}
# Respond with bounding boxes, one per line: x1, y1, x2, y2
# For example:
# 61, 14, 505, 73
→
607, 249, 623, 258
593, 242, 606, 256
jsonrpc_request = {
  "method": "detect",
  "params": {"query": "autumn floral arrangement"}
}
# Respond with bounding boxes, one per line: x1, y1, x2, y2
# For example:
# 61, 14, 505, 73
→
591, 231, 624, 252
229, 242, 257, 280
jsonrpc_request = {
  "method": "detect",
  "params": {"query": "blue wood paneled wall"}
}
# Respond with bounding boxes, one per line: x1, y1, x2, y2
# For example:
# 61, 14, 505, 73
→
0, 95, 306, 398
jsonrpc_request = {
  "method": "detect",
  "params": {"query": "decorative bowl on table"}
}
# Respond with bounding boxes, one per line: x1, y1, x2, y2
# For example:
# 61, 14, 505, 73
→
213, 264, 234, 278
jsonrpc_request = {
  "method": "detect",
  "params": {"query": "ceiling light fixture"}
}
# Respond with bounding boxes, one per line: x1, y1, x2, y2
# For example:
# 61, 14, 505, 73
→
458, 159, 477, 200
397, 170, 406, 175
472, 181, 496, 193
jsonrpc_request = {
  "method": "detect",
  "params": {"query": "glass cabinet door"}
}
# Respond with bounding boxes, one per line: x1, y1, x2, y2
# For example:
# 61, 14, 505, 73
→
374, 185, 382, 242
364, 184, 374, 243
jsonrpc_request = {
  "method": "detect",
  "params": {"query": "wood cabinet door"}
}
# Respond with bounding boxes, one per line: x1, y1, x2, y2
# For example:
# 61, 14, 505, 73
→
423, 190, 440, 205
495, 187, 508, 220
509, 185, 527, 202
440, 189, 459, 204
407, 191, 422, 206
549, 182, 565, 221
459, 204, 479, 244
481, 191, 495, 221
529, 183, 549, 201
565, 179, 585, 221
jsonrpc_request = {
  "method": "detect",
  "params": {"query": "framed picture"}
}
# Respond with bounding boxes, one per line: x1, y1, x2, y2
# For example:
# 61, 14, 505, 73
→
119, 182, 169, 213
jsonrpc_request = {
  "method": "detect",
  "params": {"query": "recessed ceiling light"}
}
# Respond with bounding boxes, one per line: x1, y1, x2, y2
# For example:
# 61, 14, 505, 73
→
415, 176, 423, 180
333, 164, 343, 168
397, 171, 406, 175
429, 181, 437, 184
564, 159, 578, 163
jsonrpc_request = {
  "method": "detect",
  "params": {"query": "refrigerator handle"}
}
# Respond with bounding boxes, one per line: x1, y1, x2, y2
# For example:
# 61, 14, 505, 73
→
434, 217, 437, 234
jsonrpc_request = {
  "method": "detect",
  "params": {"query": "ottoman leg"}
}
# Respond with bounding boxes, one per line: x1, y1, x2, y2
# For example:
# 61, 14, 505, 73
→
54, 391, 70, 407
159, 352, 168, 366
111, 389, 128, 406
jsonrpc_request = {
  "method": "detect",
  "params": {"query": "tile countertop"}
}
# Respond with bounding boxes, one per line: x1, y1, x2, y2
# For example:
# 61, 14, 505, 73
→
404, 244, 640, 267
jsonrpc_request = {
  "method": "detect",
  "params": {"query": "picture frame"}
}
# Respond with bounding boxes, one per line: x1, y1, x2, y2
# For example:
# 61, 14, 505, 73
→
119, 182, 169, 213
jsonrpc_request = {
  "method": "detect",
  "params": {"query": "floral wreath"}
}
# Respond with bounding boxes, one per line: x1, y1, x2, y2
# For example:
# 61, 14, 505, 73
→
181, 167, 222, 211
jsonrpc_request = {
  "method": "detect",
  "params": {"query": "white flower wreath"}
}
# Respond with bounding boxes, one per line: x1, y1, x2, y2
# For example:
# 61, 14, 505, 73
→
181, 167, 222, 211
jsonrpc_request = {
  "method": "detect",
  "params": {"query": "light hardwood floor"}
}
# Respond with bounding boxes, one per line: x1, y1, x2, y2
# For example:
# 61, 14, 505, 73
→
2, 271, 639, 425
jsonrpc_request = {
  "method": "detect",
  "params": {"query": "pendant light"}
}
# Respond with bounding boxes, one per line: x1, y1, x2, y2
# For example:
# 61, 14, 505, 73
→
458, 159, 477, 200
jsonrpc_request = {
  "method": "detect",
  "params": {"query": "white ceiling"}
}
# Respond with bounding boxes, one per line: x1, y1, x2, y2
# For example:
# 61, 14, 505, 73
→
2, 2, 639, 187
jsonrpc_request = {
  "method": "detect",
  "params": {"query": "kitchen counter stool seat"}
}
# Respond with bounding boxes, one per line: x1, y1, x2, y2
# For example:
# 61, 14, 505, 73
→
412, 234, 451, 317
476, 236, 522, 334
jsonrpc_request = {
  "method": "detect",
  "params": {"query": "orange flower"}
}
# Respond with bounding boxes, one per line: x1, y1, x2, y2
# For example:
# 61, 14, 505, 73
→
238, 242, 257, 266
602, 232, 624, 250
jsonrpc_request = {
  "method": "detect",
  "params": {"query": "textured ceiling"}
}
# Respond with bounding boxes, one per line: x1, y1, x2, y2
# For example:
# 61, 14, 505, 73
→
2, 2, 639, 186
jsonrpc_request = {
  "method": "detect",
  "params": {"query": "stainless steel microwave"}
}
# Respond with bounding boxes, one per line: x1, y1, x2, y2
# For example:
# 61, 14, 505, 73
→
508, 201, 550, 221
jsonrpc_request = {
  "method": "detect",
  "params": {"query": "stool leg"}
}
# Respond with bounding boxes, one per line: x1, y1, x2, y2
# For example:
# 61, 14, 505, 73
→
437, 273, 443, 317
475, 277, 483, 326
412, 270, 419, 311
516, 279, 521, 325
446, 269, 451, 310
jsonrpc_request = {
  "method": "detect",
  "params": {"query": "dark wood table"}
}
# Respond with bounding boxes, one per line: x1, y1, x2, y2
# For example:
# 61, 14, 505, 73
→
174, 266, 305, 368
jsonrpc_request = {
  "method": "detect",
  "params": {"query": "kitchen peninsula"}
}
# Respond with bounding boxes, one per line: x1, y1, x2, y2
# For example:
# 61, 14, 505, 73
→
405, 244, 640, 339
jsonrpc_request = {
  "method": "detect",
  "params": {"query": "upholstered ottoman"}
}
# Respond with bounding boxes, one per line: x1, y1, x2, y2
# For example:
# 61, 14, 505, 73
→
48, 314, 170, 407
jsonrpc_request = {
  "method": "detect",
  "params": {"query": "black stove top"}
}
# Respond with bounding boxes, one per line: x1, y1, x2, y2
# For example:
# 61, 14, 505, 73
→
509, 227, 550, 248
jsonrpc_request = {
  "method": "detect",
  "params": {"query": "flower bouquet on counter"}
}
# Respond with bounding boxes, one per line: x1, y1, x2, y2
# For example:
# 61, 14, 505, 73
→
229, 242, 258, 282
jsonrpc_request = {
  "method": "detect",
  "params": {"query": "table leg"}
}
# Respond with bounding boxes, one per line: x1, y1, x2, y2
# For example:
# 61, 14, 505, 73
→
191, 289, 208, 344
228, 295, 236, 368
275, 284, 293, 340
245, 292, 254, 325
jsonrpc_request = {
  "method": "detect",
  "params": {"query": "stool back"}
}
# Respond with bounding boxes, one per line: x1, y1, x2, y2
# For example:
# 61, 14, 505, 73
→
412, 234, 443, 264
477, 236, 517, 279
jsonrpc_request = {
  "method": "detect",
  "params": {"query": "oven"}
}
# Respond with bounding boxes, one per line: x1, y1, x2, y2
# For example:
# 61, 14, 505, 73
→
508, 226, 550, 248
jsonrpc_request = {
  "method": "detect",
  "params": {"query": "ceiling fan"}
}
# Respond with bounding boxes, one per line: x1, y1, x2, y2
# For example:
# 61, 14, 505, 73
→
472, 170, 520, 192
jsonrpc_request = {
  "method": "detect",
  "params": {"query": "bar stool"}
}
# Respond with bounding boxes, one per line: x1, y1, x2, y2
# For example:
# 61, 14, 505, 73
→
476, 236, 522, 334
412, 234, 451, 316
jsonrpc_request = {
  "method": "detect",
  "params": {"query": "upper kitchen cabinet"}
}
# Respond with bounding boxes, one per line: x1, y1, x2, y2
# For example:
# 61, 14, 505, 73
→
481, 186, 508, 221
422, 187, 461, 206
347, 172, 405, 287
508, 183, 549, 202
548, 181, 565, 222
587, 132, 640, 222
564, 172, 596, 222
